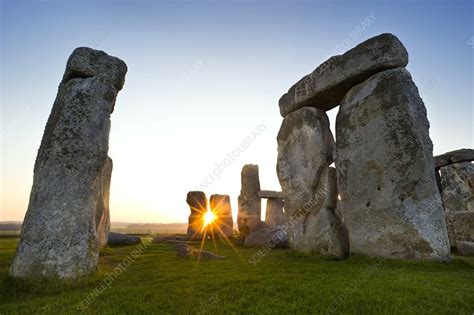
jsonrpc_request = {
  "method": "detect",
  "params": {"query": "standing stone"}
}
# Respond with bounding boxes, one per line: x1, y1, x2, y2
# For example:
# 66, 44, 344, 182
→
238, 165, 263, 241
186, 191, 208, 240
11, 47, 127, 278
265, 198, 285, 227
279, 33, 408, 116
277, 107, 348, 258
210, 194, 233, 238
96, 156, 113, 248
302, 168, 349, 259
445, 211, 474, 245
439, 162, 474, 212
335, 68, 450, 260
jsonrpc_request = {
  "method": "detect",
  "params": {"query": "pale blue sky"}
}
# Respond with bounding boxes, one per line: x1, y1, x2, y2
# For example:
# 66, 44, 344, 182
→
1, 0, 473, 222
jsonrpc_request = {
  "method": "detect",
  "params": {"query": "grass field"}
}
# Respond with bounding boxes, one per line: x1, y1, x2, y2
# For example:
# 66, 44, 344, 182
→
0, 236, 473, 314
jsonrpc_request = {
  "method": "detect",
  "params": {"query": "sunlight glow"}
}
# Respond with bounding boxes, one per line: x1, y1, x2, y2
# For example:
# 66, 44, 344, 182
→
203, 210, 217, 227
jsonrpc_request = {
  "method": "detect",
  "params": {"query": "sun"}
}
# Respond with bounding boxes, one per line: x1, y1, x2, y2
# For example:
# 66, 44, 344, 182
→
203, 210, 217, 227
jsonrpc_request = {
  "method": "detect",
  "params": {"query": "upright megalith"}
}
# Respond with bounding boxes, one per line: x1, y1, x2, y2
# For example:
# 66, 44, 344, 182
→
302, 167, 349, 258
277, 107, 333, 223
438, 160, 474, 246
237, 164, 264, 241
439, 162, 474, 212
96, 156, 113, 248
445, 211, 474, 245
186, 191, 208, 240
277, 33, 452, 261
210, 194, 233, 238
277, 107, 348, 258
335, 68, 450, 260
11, 48, 127, 278
279, 33, 408, 116
264, 198, 285, 227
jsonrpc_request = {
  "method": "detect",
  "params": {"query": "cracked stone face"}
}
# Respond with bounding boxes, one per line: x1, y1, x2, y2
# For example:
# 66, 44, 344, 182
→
277, 107, 348, 258
335, 68, 450, 261
10, 48, 126, 278
439, 162, 474, 212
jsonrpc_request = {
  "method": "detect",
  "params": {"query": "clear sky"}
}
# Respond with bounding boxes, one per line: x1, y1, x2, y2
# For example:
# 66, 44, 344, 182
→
1, 0, 472, 223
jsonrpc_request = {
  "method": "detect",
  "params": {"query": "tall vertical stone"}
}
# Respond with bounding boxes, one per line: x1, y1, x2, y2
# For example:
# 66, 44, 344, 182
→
335, 68, 450, 260
277, 107, 348, 258
439, 162, 474, 212
210, 194, 233, 238
96, 156, 113, 248
445, 211, 474, 245
302, 167, 349, 258
11, 48, 127, 278
237, 164, 263, 241
264, 198, 285, 227
186, 191, 208, 240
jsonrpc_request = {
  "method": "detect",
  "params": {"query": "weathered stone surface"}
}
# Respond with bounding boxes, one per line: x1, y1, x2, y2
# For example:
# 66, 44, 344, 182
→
238, 165, 262, 241
277, 107, 348, 258
186, 191, 207, 240
456, 241, 474, 256
258, 190, 284, 199
303, 207, 350, 259
279, 33, 408, 116
175, 243, 225, 260
244, 217, 268, 236
63, 47, 127, 92
210, 194, 233, 238
434, 149, 474, 170
265, 198, 285, 227
10, 48, 127, 278
244, 226, 289, 248
440, 162, 474, 212
277, 107, 334, 209
297, 168, 349, 259
335, 68, 450, 260
107, 233, 141, 246
152, 235, 187, 243
445, 211, 474, 245
96, 156, 112, 248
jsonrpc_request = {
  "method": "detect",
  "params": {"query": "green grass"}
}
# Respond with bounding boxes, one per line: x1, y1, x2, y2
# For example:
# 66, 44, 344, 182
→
0, 236, 473, 314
